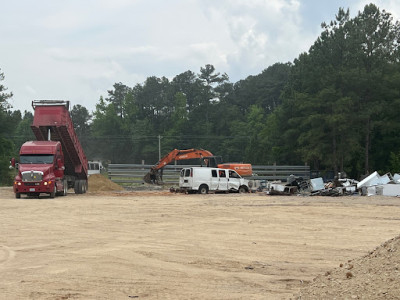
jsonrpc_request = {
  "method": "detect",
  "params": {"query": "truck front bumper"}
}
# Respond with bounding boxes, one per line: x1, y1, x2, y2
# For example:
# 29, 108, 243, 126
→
14, 182, 53, 194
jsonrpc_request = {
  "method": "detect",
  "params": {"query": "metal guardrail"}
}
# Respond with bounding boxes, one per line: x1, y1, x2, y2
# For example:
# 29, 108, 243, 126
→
108, 164, 310, 185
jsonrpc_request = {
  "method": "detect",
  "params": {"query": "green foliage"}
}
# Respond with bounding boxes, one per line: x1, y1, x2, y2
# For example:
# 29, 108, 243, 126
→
91, 96, 131, 162
0, 69, 13, 108
71, 104, 92, 159
0, 68, 15, 185
0, 137, 14, 185
13, 111, 34, 149
71, 105, 91, 136
264, 4, 400, 178
389, 151, 400, 173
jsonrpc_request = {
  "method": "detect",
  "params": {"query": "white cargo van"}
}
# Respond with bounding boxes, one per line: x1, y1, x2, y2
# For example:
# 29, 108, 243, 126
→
88, 161, 104, 176
179, 167, 249, 194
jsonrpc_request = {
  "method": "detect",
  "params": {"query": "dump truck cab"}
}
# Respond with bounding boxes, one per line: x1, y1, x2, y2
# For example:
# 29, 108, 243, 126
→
13, 141, 67, 198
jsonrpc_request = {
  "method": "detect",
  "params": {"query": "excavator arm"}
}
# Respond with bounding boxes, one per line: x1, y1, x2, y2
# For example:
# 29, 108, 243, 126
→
144, 149, 213, 184
153, 149, 213, 171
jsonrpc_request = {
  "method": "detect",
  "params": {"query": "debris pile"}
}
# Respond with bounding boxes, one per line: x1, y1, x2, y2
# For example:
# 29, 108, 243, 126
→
88, 174, 125, 192
357, 171, 400, 197
266, 171, 400, 197
297, 235, 400, 299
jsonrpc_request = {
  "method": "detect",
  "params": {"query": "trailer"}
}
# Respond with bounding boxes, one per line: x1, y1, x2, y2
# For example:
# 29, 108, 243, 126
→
12, 100, 88, 198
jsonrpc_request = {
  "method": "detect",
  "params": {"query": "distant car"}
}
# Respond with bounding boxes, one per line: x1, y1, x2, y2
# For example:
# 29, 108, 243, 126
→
179, 167, 249, 194
88, 161, 104, 176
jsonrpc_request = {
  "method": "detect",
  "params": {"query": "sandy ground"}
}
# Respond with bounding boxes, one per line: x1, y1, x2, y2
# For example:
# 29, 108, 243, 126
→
1, 186, 400, 299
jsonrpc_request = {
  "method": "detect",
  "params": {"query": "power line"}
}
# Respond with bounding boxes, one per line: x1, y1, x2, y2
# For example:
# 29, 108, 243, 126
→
7, 135, 251, 140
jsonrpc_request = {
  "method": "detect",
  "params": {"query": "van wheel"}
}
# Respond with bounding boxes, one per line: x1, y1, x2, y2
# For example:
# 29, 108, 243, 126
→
239, 186, 247, 193
198, 185, 209, 194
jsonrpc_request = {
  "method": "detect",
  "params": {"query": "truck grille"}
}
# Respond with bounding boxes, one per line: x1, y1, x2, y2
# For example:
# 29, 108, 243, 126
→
24, 182, 40, 186
21, 171, 43, 182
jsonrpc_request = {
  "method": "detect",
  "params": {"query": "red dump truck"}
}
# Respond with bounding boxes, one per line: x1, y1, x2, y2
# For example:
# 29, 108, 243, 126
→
11, 100, 88, 198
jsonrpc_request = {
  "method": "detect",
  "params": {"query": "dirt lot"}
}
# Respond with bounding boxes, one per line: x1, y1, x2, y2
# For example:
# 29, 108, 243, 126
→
1, 185, 400, 299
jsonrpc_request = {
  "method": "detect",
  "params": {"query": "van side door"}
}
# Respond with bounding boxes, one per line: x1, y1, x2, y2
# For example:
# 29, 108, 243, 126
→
210, 169, 219, 190
217, 169, 228, 191
228, 170, 241, 191
179, 168, 192, 188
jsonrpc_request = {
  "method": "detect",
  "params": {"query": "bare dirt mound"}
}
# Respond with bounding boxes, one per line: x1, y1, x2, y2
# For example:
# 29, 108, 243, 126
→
297, 235, 400, 299
88, 174, 125, 192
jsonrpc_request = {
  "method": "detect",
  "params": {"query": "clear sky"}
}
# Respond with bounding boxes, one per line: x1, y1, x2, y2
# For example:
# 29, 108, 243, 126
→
1, 0, 399, 114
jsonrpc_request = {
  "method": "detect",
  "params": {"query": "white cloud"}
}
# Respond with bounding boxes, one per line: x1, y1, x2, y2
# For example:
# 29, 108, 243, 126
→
1, 0, 399, 114
198, 0, 312, 77
24, 86, 37, 96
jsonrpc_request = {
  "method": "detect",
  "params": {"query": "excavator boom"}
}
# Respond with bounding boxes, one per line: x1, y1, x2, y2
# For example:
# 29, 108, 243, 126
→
153, 149, 213, 171
143, 148, 253, 184
143, 149, 213, 184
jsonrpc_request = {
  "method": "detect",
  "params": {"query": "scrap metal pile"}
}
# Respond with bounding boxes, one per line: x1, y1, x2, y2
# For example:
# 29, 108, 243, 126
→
266, 172, 400, 197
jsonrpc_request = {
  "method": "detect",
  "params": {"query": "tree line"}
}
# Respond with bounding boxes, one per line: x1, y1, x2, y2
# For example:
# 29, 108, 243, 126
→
1, 4, 400, 184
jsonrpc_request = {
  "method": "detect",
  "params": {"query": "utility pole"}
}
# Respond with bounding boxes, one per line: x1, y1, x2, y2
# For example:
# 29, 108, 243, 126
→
158, 135, 161, 161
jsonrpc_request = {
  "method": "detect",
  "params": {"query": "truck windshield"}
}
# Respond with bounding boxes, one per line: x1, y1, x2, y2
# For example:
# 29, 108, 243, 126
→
20, 154, 54, 164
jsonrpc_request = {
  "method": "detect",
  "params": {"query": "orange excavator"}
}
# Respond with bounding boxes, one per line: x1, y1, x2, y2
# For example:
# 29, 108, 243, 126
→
143, 148, 252, 184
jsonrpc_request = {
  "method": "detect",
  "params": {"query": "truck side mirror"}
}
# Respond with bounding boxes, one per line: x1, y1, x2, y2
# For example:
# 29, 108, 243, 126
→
57, 158, 64, 170
10, 158, 16, 167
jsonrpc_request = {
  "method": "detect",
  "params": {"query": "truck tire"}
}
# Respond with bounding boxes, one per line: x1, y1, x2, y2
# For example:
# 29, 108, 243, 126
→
56, 180, 68, 196
80, 180, 87, 194
15, 192, 21, 199
74, 180, 87, 194
60, 179, 68, 196
50, 186, 56, 198
64, 179, 68, 196
74, 180, 80, 194
198, 185, 209, 194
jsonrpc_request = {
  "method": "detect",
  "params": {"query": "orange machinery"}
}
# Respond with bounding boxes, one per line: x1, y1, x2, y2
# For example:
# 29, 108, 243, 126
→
143, 148, 252, 184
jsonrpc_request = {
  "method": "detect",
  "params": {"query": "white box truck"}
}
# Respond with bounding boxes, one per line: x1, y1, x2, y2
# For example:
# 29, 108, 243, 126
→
179, 167, 249, 194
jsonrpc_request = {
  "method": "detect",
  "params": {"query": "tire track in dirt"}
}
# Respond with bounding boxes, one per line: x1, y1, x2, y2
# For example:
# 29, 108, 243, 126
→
0, 245, 15, 267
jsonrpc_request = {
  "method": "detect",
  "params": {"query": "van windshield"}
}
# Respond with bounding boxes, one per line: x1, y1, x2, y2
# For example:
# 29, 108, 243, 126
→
20, 154, 54, 164
89, 163, 100, 170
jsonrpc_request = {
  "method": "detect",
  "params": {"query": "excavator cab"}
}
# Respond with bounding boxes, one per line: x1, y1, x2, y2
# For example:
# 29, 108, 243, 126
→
202, 156, 223, 168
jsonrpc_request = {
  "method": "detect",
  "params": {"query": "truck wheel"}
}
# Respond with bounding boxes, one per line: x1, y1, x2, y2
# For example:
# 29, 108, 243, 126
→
15, 193, 21, 199
74, 180, 80, 194
198, 185, 209, 194
59, 179, 68, 196
80, 180, 87, 194
63, 179, 68, 196
50, 186, 56, 198
239, 186, 248, 193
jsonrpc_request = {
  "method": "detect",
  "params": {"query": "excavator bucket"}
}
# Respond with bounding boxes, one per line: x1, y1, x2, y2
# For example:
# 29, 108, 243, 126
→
143, 169, 163, 184
143, 172, 153, 184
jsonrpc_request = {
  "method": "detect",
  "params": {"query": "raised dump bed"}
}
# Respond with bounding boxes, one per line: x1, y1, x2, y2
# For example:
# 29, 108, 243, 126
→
31, 100, 88, 180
